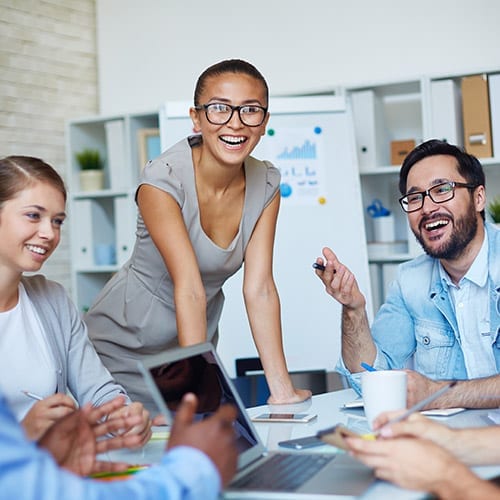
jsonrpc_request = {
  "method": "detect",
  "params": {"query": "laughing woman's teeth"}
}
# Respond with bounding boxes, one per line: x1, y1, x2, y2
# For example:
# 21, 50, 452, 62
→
221, 136, 246, 145
26, 244, 47, 254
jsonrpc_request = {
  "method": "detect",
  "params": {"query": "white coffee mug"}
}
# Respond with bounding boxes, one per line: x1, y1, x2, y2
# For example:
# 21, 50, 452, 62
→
362, 370, 407, 429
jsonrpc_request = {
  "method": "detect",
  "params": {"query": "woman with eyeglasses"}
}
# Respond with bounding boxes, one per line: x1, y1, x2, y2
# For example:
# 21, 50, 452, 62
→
85, 59, 311, 414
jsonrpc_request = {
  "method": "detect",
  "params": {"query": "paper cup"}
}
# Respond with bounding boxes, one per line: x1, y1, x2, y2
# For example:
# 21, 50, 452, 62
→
362, 370, 407, 429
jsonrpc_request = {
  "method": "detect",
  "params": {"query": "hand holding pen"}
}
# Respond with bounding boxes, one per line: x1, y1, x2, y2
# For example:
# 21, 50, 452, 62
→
21, 391, 77, 441
38, 395, 145, 477
22, 390, 44, 401
312, 247, 366, 310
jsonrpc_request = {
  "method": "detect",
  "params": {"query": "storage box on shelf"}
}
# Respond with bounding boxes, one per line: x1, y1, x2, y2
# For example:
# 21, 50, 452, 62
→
66, 111, 159, 312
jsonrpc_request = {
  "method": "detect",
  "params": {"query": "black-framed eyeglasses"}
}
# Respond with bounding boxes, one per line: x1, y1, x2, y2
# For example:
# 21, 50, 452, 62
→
399, 181, 478, 213
194, 102, 268, 127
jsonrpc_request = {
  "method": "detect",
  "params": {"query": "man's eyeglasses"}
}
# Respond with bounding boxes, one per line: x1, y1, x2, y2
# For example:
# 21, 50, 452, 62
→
399, 181, 478, 213
194, 103, 268, 127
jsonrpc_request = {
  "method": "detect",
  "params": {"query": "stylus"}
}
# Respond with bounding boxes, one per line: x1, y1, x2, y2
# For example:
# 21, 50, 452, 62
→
360, 362, 376, 372
22, 390, 44, 401
375, 380, 458, 436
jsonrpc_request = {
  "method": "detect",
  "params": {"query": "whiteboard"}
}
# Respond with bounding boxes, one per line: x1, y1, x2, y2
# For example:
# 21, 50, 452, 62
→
160, 96, 372, 377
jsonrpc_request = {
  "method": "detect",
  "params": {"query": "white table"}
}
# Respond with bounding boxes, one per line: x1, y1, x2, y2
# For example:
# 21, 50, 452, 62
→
103, 388, 500, 499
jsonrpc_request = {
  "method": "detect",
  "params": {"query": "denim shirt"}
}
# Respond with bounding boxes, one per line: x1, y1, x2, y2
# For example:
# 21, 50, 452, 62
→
338, 222, 500, 394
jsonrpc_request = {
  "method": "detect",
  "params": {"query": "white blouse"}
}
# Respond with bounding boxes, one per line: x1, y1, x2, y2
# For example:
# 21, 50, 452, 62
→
0, 283, 56, 421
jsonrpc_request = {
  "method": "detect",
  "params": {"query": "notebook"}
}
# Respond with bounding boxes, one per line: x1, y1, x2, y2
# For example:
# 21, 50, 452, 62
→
342, 397, 465, 417
138, 342, 375, 499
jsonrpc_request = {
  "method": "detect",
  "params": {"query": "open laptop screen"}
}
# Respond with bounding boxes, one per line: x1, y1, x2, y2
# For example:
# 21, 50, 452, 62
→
147, 348, 258, 454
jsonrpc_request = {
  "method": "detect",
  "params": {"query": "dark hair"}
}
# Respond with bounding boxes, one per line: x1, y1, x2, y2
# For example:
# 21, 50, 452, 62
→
399, 140, 486, 220
0, 156, 67, 209
193, 59, 269, 106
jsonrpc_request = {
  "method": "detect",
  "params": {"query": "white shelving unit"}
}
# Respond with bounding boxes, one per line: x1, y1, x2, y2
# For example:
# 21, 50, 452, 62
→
65, 111, 159, 312
347, 70, 500, 312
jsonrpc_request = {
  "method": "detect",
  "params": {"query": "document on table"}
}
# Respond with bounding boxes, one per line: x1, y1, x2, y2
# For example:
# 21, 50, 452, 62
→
342, 398, 466, 416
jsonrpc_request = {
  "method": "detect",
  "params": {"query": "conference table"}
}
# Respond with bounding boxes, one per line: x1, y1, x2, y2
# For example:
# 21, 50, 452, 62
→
103, 388, 500, 499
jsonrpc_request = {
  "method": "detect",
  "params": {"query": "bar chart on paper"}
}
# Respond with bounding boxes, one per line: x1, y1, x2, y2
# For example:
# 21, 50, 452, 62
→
268, 130, 323, 206
277, 139, 317, 159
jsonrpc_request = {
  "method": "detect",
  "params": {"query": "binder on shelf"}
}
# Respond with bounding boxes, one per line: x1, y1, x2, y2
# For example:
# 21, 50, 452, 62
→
114, 195, 137, 266
73, 198, 115, 268
350, 90, 388, 168
72, 199, 94, 268
488, 73, 500, 158
105, 119, 130, 190
369, 263, 382, 314
430, 79, 463, 146
461, 74, 493, 158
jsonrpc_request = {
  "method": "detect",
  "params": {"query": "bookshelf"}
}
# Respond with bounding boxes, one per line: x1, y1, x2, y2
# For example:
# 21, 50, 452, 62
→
65, 111, 159, 312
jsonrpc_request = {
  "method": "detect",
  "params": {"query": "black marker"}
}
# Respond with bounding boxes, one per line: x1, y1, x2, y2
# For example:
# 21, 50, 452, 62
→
312, 262, 326, 271
312, 262, 336, 273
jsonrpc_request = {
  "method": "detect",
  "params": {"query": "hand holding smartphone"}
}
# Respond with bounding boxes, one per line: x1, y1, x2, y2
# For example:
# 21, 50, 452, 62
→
317, 424, 375, 450
251, 412, 317, 423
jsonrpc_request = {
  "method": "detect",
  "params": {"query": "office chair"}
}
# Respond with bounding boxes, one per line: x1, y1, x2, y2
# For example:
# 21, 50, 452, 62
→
232, 357, 328, 408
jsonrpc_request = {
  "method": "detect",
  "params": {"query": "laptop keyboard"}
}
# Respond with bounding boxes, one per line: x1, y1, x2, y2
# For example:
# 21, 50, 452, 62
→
230, 453, 335, 492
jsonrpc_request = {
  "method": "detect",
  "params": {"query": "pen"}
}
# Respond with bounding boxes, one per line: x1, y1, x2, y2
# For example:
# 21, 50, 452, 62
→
374, 380, 458, 436
90, 465, 150, 479
150, 430, 170, 441
312, 262, 337, 273
21, 390, 44, 401
360, 362, 376, 372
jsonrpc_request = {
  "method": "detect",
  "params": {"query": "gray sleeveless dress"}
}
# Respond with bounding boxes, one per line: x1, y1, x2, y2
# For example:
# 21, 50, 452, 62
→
85, 135, 280, 412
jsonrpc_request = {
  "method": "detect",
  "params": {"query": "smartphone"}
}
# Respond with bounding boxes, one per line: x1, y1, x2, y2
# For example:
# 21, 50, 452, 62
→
251, 412, 317, 423
278, 435, 325, 449
342, 397, 364, 409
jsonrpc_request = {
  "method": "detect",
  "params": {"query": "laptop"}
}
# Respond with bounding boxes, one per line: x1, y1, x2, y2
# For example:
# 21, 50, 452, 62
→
138, 342, 374, 499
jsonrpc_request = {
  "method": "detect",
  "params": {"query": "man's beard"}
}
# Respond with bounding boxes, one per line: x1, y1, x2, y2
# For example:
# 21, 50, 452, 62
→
412, 203, 478, 260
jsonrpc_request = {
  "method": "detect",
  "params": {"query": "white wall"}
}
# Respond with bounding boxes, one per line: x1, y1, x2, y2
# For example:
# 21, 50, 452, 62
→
97, 0, 500, 115
1, 0, 99, 290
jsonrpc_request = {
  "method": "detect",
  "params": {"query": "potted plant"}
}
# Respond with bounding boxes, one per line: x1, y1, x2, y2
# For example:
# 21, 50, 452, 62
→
76, 148, 105, 191
488, 196, 500, 226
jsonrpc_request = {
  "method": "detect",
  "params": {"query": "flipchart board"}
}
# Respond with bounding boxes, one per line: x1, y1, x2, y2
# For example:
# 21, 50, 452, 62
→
160, 96, 372, 377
